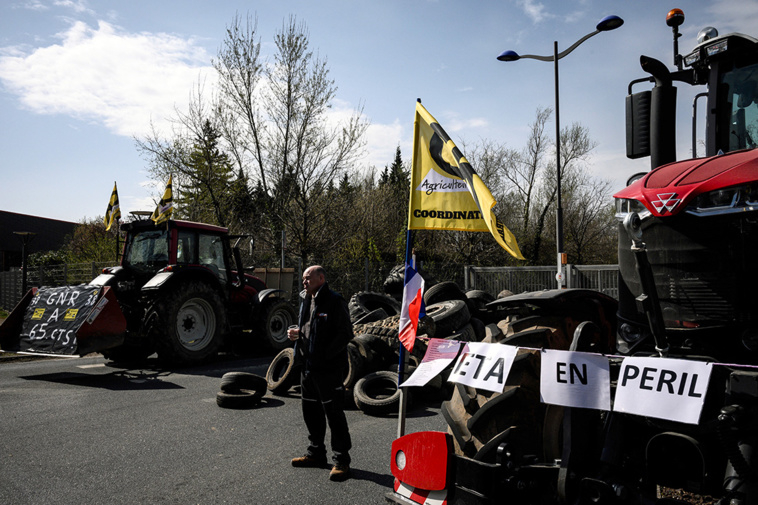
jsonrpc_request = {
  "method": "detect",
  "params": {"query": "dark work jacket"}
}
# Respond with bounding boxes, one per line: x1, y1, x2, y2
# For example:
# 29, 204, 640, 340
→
294, 283, 353, 374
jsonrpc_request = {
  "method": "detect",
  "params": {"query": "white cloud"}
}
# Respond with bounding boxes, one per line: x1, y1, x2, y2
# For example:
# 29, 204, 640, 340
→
364, 119, 406, 169
517, 0, 553, 24
441, 112, 489, 133
15, 0, 48, 11
0, 20, 214, 137
53, 0, 92, 15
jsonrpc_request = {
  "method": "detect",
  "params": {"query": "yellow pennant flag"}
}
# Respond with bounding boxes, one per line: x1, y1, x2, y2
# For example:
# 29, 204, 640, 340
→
408, 101, 524, 259
104, 182, 121, 232
151, 175, 174, 225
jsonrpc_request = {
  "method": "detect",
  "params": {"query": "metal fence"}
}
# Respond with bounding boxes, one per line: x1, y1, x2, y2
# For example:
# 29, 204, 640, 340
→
0, 262, 112, 311
463, 264, 619, 298
0, 260, 619, 313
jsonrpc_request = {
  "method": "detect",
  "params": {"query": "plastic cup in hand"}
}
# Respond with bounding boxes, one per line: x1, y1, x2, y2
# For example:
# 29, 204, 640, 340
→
288, 325, 299, 340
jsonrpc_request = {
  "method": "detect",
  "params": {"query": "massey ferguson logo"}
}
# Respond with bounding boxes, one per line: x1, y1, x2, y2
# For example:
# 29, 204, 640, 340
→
651, 193, 681, 214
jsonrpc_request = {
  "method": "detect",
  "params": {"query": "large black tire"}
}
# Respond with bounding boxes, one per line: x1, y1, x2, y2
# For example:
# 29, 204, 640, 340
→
344, 343, 365, 390
446, 323, 476, 342
216, 390, 262, 409
426, 299, 471, 338
348, 292, 401, 323
261, 299, 297, 351
351, 333, 380, 367
220, 372, 268, 396
353, 308, 389, 326
424, 281, 466, 306
470, 317, 486, 342
154, 281, 226, 365
442, 313, 567, 464
353, 370, 406, 416
382, 265, 407, 297
465, 289, 495, 319
442, 347, 546, 462
383, 264, 438, 298
266, 348, 301, 395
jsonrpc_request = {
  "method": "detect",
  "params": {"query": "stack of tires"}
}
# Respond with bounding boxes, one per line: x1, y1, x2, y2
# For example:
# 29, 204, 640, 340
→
344, 281, 502, 416
263, 268, 510, 418
216, 371, 269, 409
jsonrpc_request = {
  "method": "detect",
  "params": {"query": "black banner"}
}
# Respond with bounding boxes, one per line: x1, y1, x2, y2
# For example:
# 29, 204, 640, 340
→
17, 285, 101, 355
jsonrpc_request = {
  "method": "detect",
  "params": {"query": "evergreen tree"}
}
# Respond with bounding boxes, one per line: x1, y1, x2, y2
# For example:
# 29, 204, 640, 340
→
174, 120, 238, 227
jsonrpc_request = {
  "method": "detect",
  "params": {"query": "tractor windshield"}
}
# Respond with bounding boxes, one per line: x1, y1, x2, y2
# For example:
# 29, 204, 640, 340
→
123, 229, 169, 273
722, 62, 758, 152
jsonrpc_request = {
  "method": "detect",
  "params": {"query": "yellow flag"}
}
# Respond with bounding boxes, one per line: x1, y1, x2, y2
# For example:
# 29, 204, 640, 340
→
408, 102, 524, 259
104, 182, 121, 231
151, 175, 174, 225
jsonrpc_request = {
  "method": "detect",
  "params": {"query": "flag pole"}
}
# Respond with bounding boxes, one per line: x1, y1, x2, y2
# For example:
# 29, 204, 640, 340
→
396, 229, 415, 439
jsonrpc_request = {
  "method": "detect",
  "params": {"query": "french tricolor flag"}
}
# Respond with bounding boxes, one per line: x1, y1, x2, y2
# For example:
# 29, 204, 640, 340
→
399, 262, 425, 352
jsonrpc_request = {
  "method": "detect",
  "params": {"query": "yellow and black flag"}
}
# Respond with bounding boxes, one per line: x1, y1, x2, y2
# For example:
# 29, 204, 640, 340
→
408, 101, 524, 259
104, 182, 121, 232
151, 175, 174, 225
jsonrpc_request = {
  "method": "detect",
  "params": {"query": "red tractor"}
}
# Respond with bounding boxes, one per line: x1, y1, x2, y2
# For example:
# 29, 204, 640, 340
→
0, 217, 296, 365
388, 9, 758, 505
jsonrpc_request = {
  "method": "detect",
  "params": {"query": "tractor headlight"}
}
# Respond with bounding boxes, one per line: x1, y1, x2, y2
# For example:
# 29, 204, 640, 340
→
618, 323, 645, 344
615, 198, 650, 220
686, 183, 758, 215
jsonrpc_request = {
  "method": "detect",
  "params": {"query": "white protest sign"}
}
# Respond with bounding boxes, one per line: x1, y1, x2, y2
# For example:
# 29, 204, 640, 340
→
613, 356, 712, 425
448, 342, 517, 393
540, 349, 611, 411
400, 338, 463, 388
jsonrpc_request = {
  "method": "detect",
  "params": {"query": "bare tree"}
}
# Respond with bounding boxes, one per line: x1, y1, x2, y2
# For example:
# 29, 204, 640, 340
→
211, 15, 369, 259
562, 174, 617, 264
500, 108, 600, 264
135, 83, 249, 229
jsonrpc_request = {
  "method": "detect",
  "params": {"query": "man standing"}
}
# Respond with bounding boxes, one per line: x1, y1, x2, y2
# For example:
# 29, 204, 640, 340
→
288, 265, 353, 482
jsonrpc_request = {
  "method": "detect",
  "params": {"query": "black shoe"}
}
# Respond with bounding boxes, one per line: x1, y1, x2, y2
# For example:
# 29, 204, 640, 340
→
329, 463, 351, 482
291, 455, 327, 468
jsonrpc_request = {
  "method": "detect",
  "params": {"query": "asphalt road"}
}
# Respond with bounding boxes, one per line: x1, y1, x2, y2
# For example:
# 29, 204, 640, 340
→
0, 353, 446, 505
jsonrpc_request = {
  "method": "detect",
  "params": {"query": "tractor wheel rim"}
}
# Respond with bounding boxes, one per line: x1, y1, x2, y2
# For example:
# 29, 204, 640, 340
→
176, 298, 216, 351
268, 308, 293, 345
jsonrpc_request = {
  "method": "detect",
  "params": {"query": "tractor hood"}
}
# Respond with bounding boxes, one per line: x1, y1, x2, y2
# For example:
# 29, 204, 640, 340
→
614, 148, 758, 217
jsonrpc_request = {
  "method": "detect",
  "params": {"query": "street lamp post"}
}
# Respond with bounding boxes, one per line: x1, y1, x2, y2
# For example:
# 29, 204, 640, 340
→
13, 231, 37, 295
498, 15, 623, 289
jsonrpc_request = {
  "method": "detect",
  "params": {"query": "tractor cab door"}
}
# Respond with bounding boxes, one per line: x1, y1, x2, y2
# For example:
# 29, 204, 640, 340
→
175, 229, 231, 285
197, 233, 230, 284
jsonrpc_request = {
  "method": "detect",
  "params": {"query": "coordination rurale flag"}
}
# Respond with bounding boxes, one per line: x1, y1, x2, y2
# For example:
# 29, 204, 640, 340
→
151, 175, 174, 225
104, 182, 121, 232
409, 101, 524, 259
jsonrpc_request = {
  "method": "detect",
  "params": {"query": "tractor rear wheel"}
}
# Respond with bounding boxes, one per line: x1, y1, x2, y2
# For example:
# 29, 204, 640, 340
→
155, 281, 225, 365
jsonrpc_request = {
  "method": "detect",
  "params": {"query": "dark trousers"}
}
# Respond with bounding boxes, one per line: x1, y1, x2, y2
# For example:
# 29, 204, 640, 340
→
301, 370, 352, 465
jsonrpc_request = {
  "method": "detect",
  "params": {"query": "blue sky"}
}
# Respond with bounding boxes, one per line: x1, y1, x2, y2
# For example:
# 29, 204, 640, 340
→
1, 0, 757, 223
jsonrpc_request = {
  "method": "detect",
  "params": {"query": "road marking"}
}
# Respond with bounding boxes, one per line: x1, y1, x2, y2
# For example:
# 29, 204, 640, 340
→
78, 363, 106, 369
